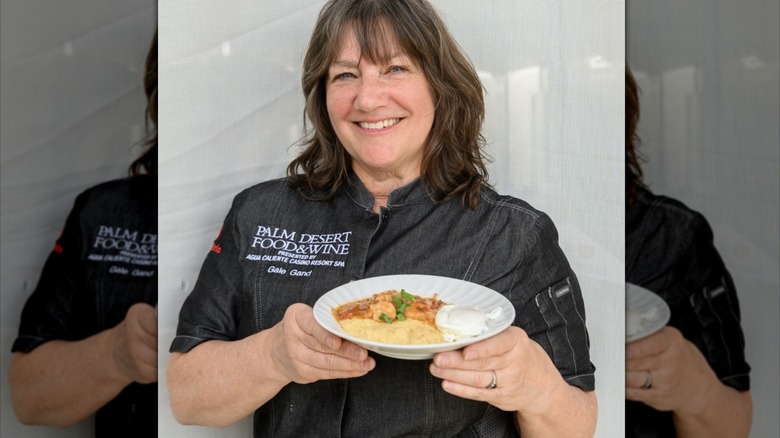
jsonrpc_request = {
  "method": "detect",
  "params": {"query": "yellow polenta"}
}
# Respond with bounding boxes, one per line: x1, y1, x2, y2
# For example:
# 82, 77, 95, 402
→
339, 318, 445, 345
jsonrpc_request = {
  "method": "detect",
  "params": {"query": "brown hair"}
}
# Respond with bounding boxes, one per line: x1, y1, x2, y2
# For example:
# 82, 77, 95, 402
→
626, 66, 645, 207
129, 29, 157, 177
287, 0, 489, 209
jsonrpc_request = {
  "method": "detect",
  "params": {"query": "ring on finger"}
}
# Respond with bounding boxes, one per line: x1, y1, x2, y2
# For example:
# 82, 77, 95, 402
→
486, 370, 498, 389
641, 370, 653, 390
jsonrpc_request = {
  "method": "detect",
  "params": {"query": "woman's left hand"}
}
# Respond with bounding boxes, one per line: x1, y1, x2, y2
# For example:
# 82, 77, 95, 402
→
429, 326, 566, 413
625, 325, 720, 414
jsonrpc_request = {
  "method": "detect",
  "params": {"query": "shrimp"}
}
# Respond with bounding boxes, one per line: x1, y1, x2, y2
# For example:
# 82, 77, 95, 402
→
372, 290, 400, 302
402, 294, 443, 324
370, 300, 397, 321
403, 302, 436, 323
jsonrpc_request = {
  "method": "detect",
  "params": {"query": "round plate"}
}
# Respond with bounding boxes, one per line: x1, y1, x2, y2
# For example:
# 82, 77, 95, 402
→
625, 282, 671, 343
313, 274, 515, 360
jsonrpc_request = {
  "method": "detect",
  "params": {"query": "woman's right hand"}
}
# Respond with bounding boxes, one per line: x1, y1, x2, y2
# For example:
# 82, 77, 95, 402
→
269, 303, 375, 384
109, 302, 158, 385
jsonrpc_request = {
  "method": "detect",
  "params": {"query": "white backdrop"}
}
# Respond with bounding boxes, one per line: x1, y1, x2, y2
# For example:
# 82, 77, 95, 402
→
628, 0, 779, 436
158, 1, 624, 437
0, 0, 157, 437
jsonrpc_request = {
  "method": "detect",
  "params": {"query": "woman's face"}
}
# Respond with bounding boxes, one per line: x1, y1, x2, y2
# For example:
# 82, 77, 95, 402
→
326, 29, 435, 182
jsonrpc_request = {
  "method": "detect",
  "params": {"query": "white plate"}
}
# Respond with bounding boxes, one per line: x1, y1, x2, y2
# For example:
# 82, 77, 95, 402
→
313, 274, 515, 360
625, 283, 671, 343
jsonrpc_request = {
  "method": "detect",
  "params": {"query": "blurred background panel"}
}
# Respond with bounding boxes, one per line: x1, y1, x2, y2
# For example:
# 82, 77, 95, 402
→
628, 0, 779, 436
158, 0, 624, 436
0, 0, 157, 436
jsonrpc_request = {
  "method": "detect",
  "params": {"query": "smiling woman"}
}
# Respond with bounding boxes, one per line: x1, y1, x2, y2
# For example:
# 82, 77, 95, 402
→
324, 35, 436, 199
289, 0, 487, 212
161, 0, 624, 436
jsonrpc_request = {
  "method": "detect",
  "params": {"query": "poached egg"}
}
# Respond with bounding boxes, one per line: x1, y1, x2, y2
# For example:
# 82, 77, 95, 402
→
435, 304, 503, 342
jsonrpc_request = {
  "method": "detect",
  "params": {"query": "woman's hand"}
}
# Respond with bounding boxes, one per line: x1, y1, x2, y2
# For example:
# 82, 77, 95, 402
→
268, 303, 375, 384
625, 325, 719, 414
430, 326, 596, 436
109, 302, 158, 384
626, 326, 752, 437
10, 302, 159, 427
168, 303, 376, 427
429, 326, 566, 414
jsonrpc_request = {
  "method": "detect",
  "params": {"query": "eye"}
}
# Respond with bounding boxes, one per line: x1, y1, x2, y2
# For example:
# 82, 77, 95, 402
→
387, 65, 407, 74
331, 71, 356, 82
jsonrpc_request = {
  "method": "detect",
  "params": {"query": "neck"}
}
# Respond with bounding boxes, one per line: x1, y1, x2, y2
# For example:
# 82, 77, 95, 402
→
351, 165, 418, 213
371, 193, 389, 213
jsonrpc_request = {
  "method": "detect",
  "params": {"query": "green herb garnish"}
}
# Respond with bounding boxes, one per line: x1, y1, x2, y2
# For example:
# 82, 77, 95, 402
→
379, 313, 393, 324
400, 289, 416, 302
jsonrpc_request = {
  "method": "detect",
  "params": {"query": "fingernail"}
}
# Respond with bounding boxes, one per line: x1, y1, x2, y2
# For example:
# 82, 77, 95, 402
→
364, 358, 375, 370
464, 351, 477, 361
435, 356, 448, 367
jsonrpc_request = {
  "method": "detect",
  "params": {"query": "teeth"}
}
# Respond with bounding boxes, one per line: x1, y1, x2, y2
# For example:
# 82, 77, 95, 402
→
359, 118, 400, 130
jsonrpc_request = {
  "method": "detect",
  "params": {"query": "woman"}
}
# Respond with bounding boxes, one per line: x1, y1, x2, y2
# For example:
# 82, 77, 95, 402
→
168, 1, 596, 436
625, 66, 752, 437
8, 32, 158, 436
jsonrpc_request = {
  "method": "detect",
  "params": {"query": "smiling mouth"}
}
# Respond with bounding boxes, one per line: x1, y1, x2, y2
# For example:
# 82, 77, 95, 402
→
358, 118, 400, 130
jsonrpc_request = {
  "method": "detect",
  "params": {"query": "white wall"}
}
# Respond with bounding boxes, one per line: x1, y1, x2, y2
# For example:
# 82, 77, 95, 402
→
627, 0, 779, 436
158, 1, 624, 436
0, 1, 157, 436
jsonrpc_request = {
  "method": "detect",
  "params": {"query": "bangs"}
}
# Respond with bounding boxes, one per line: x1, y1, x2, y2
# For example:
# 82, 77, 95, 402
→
328, 3, 420, 67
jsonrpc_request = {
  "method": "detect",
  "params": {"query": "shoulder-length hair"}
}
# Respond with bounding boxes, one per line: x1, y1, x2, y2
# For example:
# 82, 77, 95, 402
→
287, 0, 489, 209
129, 29, 157, 177
626, 66, 645, 207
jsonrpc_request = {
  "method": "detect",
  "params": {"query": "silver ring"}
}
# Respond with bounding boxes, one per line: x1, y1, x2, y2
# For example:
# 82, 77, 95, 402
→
486, 370, 498, 389
641, 370, 653, 389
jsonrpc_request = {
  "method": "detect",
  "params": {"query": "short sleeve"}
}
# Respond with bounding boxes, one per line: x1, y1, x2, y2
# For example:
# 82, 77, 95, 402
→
510, 213, 595, 391
170, 197, 245, 353
12, 198, 84, 352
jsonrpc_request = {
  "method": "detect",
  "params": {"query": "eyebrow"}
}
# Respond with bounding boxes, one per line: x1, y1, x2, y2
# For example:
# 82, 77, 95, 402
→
330, 52, 407, 69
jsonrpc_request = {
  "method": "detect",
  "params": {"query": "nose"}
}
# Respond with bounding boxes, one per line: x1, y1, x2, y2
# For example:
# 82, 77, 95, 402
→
353, 74, 386, 112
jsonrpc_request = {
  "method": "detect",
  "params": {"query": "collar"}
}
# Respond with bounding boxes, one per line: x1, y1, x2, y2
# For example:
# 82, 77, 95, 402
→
343, 171, 435, 211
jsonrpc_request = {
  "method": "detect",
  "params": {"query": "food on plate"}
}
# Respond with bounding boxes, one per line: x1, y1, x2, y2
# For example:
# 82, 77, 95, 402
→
626, 306, 659, 339
332, 289, 502, 344
435, 304, 503, 342
338, 316, 446, 344
332, 289, 445, 344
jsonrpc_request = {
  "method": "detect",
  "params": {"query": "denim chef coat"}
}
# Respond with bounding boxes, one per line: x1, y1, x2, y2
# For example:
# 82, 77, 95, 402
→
12, 176, 158, 438
626, 186, 750, 438
172, 174, 595, 438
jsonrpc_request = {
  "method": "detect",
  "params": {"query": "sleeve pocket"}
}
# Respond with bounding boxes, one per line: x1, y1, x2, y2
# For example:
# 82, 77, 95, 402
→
688, 278, 750, 390
528, 277, 592, 384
